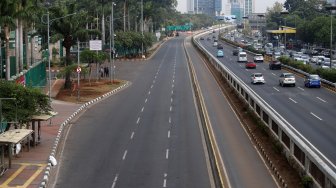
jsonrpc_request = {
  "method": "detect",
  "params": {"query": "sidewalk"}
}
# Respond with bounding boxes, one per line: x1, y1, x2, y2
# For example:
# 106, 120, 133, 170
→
0, 79, 81, 188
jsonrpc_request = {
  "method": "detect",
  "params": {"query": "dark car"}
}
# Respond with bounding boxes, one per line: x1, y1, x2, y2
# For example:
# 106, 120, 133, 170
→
217, 44, 223, 49
269, 60, 281, 70
200, 37, 204, 40
232, 49, 239, 56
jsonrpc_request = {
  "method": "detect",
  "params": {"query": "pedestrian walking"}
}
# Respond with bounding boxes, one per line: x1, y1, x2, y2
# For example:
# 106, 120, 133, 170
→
105, 67, 109, 77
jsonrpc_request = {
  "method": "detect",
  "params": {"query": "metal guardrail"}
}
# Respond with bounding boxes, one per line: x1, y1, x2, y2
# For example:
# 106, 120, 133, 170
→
192, 31, 336, 188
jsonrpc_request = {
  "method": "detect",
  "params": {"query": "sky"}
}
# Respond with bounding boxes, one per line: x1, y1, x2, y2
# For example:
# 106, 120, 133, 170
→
176, 0, 286, 14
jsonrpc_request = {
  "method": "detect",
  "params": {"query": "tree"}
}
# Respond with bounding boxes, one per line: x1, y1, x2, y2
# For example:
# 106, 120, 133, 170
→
47, 1, 98, 89
0, 0, 17, 80
0, 81, 51, 124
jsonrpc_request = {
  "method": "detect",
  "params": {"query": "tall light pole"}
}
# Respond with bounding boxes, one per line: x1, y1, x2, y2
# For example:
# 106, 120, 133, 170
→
141, 0, 144, 58
326, 6, 336, 68
257, 14, 264, 41
280, 11, 289, 53
42, 11, 76, 101
109, 2, 116, 83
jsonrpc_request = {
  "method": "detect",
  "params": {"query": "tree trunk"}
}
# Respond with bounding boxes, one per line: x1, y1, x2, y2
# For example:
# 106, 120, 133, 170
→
15, 19, 20, 74
4, 26, 10, 80
64, 36, 73, 89
123, 0, 127, 32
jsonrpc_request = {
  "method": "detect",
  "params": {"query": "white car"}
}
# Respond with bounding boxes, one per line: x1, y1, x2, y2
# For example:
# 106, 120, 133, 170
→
213, 42, 218, 47
253, 54, 264, 63
279, 73, 296, 87
251, 73, 265, 84
301, 55, 310, 64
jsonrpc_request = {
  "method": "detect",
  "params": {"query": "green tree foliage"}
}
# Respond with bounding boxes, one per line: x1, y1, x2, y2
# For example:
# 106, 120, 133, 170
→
0, 81, 51, 124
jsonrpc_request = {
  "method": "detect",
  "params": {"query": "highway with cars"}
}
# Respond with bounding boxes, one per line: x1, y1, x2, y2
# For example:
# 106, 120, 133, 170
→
198, 32, 336, 170
53, 37, 213, 188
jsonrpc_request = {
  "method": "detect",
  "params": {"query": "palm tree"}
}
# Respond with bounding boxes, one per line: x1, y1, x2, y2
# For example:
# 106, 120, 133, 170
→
48, 2, 100, 89
0, 0, 18, 80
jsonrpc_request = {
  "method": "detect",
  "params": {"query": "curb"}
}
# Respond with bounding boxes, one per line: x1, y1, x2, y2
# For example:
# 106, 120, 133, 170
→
39, 81, 131, 188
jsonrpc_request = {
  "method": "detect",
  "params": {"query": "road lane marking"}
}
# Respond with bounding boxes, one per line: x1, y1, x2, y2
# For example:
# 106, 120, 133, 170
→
166, 149, 169, 159
153, 80, 156, 84
273, 87, 280, 92
316, 97, 326, 103
310, 112, 323, 121
151, 85, 153, 89
172, 84, 174, 88
169, 117, 171, 124
136, 117, 140, 124
289, 98, 298, 104
173, 79, 175, 83
171, 98, 173, 103
2, 163, 46, 187
170, 106, 172, 112
163, 179, 167, 187
171, 90, 174, 95
145, 98, 148, 103
111, 174, 119, 188
148, 91, 151, 95
271, 73, 277, 76
130, 132, 135, 139
168, 131, 170, 138
298, 87, 304, 91
141, 107, 144, 112
122, 150, 128, 160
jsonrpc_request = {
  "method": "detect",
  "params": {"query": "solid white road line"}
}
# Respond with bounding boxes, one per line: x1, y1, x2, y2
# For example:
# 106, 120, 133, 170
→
310, 112, 323, 121
111, 174, 119, 188
316, 97, 327, 103
273, 87, 280, 92
166, 149, 169, 159
289, 98, 298, 104
122, 150, 128, 160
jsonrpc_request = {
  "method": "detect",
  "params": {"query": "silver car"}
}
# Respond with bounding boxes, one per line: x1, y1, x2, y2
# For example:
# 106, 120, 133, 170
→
251, 73, 265, 84
279, 73, 296, 87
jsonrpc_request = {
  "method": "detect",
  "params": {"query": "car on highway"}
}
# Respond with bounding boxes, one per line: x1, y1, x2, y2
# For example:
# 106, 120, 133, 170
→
232, 49, 239, 56
217, 44, 223, 49
269, 60, 281, 70
304, 74, 321, 88
253, 54, 264, 63
213, 41, 218, 47
273, 51, 281, 59
251, 73, 265, 84
217, 50, 224, 57
207, 37, 210, 41
301, 55, 310, 64
237, 52, 247, 62
279, 73, 296, 87
200, 37, 204, 40
245, 61, 256, 69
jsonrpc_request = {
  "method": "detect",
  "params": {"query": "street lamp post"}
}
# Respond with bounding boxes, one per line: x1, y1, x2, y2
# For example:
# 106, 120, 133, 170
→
110, 2, 116, 83
257, 14, 264, 41
280, 11, 289, 53
141, 0, 144, 58
42, 11, 76, 101
326, 6, 336, 68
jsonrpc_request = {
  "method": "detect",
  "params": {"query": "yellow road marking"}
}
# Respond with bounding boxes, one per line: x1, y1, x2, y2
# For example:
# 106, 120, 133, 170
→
0, 163, 47, 188
21, 164, 46, 187
2, 165, 26, 186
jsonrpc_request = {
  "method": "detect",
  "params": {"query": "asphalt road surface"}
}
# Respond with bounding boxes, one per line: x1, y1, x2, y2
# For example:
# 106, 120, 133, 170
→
199, 33, 336, 170
185, 36, 278, 187
52, 36, 213, 188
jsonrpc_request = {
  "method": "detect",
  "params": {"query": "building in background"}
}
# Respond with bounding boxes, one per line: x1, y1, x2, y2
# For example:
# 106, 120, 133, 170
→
215, 0, 222, 15
244, 0, 254, 16
231, 2, 243, 22
187, 0, 194, 13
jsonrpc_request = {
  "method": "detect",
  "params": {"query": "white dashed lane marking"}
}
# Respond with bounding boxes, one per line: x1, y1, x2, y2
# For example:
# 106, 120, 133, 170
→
136, 117, 140, 124
167, 131, 170, 138
141, 107, 144, 112
166, 149, 169, 159
310, 112, 323, 121
130, 132, 135, 139
273, 87, 280, 92
122, 150, 128, 160
111, 174, 119, 188
289, 98, 298, 104
316, 97, 326, 103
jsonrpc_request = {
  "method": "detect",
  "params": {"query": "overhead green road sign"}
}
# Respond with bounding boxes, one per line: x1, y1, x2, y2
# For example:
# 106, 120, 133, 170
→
166, 25, 191, 31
